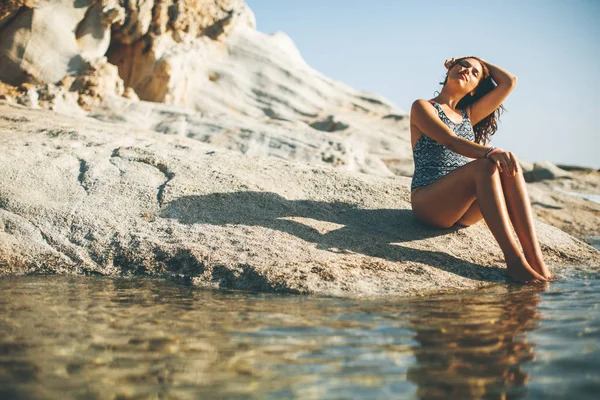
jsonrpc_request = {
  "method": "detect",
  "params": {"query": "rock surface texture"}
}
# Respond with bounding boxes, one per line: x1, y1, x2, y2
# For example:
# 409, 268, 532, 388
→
0, 103, 598, 298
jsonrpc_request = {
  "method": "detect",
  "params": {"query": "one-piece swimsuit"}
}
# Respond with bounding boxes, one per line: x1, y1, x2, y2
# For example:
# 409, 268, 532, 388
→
411, 100, 475, 191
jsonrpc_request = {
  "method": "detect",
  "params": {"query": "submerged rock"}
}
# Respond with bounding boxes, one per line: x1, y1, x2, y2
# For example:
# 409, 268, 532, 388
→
0, 103, 598, 298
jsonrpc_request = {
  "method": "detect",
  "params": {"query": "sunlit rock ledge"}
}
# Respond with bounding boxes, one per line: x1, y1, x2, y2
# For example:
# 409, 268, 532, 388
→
1, 103, 598, 298
1, 0, 598, 248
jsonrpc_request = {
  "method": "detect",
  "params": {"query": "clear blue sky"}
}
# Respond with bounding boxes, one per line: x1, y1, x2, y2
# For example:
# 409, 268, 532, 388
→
246, 0, 600, 169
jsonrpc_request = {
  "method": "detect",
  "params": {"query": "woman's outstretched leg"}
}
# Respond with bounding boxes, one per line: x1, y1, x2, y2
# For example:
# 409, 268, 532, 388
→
499, 165, 554, 279
411, 159, 546, 283
473, 162, 546, 283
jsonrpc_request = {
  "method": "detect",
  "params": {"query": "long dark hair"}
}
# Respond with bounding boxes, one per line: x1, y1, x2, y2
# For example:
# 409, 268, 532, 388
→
439, 56, 504, 145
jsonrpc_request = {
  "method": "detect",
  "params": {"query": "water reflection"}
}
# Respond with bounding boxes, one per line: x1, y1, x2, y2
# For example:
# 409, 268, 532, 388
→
407, 286, 545, 399
1, 277, 598, 399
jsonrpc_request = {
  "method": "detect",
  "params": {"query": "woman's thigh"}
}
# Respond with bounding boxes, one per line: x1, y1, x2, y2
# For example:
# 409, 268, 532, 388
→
456, 199, 483, 227
411, 159, 490, 228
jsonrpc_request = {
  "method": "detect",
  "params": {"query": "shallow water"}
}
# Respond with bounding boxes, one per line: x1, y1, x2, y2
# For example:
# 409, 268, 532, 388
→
557, 189, 600, 204
1, 274, 599, 400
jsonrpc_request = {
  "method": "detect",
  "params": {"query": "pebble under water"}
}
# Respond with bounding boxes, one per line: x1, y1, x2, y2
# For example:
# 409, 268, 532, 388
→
0, 269, 599, 399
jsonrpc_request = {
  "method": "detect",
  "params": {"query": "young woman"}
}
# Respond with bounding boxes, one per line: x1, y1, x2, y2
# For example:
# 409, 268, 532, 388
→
410, 56, 554, 283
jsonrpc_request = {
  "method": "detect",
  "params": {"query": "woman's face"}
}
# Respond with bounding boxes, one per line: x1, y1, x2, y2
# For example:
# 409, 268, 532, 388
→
449, 58, 483, 93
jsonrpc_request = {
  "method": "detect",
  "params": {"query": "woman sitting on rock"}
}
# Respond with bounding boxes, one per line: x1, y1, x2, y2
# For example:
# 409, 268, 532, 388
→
409, 56, 554, 283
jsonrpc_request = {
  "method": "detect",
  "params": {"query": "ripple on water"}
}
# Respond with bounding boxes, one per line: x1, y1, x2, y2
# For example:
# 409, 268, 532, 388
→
0, 275, 599, 399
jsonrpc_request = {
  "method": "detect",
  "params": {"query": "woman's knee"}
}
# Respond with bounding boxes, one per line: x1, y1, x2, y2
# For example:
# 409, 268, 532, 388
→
471, 158, 499, 178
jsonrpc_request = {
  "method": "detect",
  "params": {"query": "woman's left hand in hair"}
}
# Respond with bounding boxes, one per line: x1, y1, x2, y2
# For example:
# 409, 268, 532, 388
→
488, 151, 518, 176
445, 56, 487, 70
444, 58, 457, 69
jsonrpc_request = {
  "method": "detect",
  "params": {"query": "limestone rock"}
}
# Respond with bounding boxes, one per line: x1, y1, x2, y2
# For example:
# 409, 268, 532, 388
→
1, 0, 596, 256
106, 0, 255, 104
105, 1, 399, 124
556, 164, 598, 173
518, 159, 534, 174
109, 0, 154, 44
0, 0, 92, 85
528, 169, 600, 244
76, 1, 125, 61
110, 0, 251, 45
87, 94, 408, 177
524, 161, 573, 182
0, 58, 126, 114
0, 80, 20, 101
0, 0, 410, 178
66, 58, 125, 110
0, 1, 25, 29
1, 103, 597, 298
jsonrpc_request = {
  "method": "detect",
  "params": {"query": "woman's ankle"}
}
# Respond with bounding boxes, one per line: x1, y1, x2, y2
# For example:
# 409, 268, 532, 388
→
506, 258, 546, 283
504, 253, 527, 266
524, 252, 553, 277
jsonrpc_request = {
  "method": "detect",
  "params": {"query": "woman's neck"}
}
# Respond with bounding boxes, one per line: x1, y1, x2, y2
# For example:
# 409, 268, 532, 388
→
432, 87, 467, 110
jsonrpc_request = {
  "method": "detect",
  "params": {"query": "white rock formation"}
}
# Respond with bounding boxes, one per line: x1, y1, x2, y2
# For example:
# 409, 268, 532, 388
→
0, 103, 597, 297
524, 161, 573, 182
0, 0, 412, 177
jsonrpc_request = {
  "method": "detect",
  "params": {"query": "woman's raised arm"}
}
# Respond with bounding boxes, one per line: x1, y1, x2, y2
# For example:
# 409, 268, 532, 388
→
468, 60, 517, 125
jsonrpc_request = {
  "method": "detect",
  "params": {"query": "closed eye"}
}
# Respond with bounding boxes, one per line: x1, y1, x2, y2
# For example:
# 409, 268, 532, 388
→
458, 60, 480, 77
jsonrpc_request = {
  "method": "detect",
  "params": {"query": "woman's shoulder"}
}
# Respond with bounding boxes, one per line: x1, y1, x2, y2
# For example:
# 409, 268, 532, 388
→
411, 99, 437, 114
411, 99, 441, 119
412, 98, 434, 107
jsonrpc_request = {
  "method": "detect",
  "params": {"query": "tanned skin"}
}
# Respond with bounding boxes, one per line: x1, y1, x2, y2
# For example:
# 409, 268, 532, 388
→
410, 57, 554, 283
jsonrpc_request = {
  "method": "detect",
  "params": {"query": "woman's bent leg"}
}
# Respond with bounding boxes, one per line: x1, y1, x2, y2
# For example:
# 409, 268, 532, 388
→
411, 159, 545, 282
499, 167, 554, 279
456, 199, 483, 227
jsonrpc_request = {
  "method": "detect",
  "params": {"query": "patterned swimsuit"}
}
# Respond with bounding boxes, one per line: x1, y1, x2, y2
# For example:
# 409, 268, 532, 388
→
411, 101, 476, 191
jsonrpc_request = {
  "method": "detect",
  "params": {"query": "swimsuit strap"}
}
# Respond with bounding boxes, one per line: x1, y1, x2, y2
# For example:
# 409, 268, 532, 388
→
428, 100, 468, 122
427, 100, 444, 113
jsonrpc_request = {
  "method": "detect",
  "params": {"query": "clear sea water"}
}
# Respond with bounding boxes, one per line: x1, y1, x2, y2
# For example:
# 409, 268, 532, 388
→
1, 268, 599, 399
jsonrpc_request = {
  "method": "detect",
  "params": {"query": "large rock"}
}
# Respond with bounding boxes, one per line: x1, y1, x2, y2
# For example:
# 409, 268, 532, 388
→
76, 1, 125, 61
1, 103, 598, 298
86, 95, 410, 177
524, 161, 572, 182
0, 0, 250, 87
106, 0, 256, 105
0, 0, 596, 254
0, 1, 412, 178
528, 169, 600, 244
106, 7, 400, 122
0, 58, 127, 115
0, 0, 123, 85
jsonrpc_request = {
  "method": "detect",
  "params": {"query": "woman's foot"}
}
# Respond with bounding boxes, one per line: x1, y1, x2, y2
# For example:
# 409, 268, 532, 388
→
528, 259, 556, 281
506, 257, 547, 283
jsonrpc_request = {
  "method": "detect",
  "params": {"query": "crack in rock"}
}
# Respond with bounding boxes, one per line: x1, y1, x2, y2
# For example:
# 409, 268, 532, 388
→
111, 147, 175, 207
2, 215, 85, 267
36, 228, 81, 265
77, 158, 90, 193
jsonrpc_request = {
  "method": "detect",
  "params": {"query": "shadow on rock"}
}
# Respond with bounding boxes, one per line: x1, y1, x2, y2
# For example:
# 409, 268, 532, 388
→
161, 192, 506, 283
